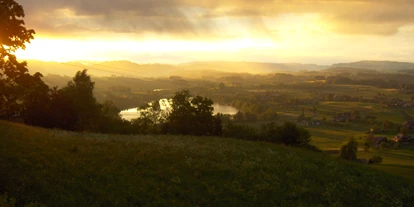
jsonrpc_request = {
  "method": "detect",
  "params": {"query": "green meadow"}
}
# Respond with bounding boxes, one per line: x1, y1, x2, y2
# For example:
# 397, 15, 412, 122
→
239, 83, 414, 182
1, 120, 413, 206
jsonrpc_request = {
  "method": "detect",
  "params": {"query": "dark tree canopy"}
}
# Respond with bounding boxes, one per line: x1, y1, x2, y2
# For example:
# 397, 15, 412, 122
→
0, 0, 35, 55
0, 0, 40, 118
62, 70, 101, 131
162, 90, 221, 136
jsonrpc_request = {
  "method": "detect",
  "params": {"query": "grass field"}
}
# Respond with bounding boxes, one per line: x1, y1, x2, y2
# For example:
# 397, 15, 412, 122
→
241, 96, 414, 182
1, 121, 413, 206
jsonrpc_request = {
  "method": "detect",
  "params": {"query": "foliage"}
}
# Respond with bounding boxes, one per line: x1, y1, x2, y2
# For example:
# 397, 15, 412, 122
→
97, 100, 127, 134
130, 101, 167, 134
259, 122, 280, 142
61, 70, 101, 131
0, 0, 45, 119
278, 121, 311, 146
224, 121, 312, 147
369, 156, 383, 164
222, 121, 258, 140
162, 90, 221, 136
0, 121, 413, 207
339, 138, 358, 161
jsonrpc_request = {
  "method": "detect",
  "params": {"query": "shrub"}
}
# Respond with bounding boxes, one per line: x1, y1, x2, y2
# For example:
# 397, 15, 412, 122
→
369, 156, 383, 164
339, 138, 358, 161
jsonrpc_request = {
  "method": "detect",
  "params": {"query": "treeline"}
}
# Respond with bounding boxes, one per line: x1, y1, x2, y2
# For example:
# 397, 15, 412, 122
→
1, 67, 314, 148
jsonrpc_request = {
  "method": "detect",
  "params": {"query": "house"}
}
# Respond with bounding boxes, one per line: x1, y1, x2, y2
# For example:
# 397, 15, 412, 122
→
331, 112, 355, 122
373, 137, 387, 145
393, 133, 414, 144
402, 121, 414, 130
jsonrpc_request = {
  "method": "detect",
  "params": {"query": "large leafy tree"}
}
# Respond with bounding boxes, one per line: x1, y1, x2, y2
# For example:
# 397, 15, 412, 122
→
163, 90, 221, 136
61, 70, 101, 131
0, 0, 44, 118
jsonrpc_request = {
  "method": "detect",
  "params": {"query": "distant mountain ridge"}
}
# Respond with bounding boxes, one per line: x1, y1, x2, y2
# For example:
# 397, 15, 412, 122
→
24, 59, 414, 78
331, 60, 414, 71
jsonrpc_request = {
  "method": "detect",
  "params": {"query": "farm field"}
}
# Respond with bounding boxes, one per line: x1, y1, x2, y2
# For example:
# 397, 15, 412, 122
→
239, 86, 414, 182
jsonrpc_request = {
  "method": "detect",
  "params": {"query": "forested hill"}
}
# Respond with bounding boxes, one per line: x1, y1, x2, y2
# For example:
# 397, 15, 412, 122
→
1, 121, 413, 206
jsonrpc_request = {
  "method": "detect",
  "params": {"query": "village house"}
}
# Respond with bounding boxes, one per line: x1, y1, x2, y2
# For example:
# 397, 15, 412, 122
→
402, 121, 414, 131
393, 133, 414, 144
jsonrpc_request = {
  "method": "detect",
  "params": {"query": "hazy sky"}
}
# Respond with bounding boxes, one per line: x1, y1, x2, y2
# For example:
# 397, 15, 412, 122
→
15, 0, 414, 64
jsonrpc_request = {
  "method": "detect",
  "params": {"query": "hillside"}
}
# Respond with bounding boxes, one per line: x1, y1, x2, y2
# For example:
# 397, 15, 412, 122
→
25, 60, 328, 78
332, 61, 414, 72
25, 59, 414, 79
0, 121, 413, 206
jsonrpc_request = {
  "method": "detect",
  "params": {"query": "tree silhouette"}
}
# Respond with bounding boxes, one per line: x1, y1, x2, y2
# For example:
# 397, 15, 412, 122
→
163, 90, 219, 135
0, 0, 42, 118
61, 70, 101, 131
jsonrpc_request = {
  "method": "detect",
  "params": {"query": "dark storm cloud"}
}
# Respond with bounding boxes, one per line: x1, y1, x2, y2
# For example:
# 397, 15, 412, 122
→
17, 0, 414, 37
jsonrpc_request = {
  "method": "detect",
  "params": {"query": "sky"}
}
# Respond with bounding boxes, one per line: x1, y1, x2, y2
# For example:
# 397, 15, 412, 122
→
14, 0, 414, 64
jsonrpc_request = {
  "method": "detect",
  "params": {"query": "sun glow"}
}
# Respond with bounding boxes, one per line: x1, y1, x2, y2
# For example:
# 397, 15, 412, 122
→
16, 37, 276, 62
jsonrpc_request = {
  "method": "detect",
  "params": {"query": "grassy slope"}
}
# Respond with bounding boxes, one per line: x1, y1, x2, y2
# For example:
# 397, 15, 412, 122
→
1, 121, 413, 207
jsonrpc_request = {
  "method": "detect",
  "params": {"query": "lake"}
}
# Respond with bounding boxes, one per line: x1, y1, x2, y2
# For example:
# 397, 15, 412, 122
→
120, 103, 238, 121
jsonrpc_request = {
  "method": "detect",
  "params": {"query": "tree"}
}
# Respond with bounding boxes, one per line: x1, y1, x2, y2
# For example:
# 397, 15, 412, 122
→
22, 75, 52, 126
233, 111, 244, 122
339, 138, 358, 161
218, 82, 226, 90
98, 100, 126, 134
61, 70, 100, 131
279, 122, 311, 146
0, 0, 44, 118
213, 113, 223, 136
259, 122, 280, 142
163, 90, 219, 136
132, 100, 167, 134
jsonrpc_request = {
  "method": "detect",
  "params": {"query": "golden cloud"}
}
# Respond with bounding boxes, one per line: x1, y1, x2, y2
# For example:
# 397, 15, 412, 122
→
18, 0, 414, 38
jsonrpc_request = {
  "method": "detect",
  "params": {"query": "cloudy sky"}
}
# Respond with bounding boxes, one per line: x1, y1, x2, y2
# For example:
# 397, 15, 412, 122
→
15, 0, 414, 64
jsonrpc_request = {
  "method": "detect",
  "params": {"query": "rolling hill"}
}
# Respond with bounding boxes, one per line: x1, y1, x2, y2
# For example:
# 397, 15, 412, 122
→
0, 121, 413, 206
24, 59, 414, 79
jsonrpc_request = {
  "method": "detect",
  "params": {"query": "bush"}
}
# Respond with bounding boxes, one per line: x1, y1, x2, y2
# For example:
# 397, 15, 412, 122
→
369, 156, 383, 164
339, 138, 358, 161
